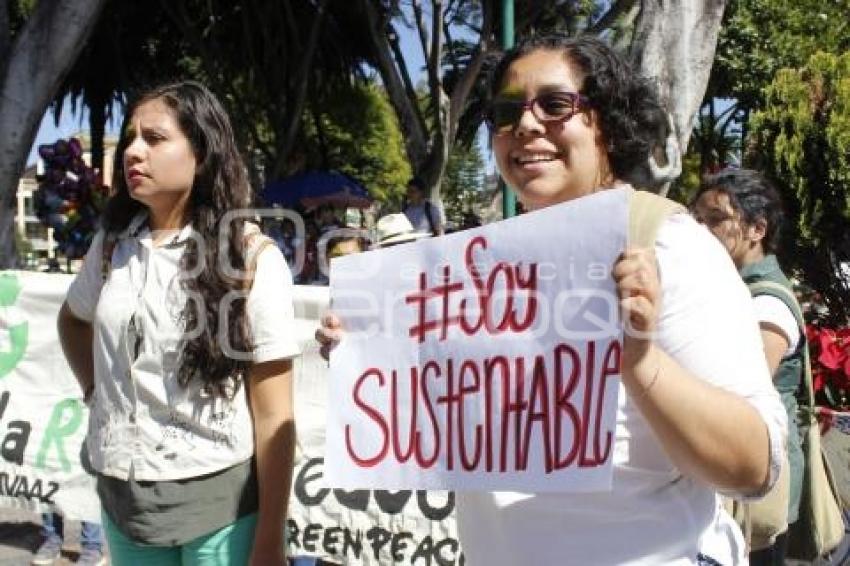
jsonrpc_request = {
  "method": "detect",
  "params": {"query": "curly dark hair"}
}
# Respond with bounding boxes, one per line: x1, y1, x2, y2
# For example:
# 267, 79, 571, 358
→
488, 33, 667, 180
694, 168, 785, 254
102, 81, 254, 395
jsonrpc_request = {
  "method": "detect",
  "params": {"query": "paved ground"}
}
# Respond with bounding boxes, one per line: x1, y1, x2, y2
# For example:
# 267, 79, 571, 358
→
1, 506, 848, 565
0, 508, 91, 566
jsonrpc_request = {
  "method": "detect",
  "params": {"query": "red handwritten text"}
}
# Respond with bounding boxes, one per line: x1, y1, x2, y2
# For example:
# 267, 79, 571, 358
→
344, 339, 620, 473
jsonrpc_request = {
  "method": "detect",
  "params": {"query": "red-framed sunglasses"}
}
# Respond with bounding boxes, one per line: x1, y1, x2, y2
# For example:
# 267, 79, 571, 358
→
487, 91, 589, 134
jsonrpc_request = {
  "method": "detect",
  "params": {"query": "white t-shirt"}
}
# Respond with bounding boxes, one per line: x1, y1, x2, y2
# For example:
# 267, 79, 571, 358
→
753, 294, 800, 358
66, 214, 301, 481
456, 213, 787, 566
404, 201, 445, 235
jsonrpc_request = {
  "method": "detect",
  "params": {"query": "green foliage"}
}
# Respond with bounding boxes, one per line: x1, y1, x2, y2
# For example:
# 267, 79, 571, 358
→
7, 0, 35, 35
750, 51, 850, 322
301, 82, 411, 206
667, 152, 702, 206
441, 138, 486, 224
711, 0, 850, 110
15, 0, 35, 17
688, 100, 742, 174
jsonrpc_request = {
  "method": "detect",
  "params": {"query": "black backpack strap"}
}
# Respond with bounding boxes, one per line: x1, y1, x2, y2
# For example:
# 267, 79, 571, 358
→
424, 201, 438, 235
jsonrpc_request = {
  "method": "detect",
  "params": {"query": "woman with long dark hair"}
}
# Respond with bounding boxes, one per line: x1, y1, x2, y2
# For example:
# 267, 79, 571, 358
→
58, 81, 299, 565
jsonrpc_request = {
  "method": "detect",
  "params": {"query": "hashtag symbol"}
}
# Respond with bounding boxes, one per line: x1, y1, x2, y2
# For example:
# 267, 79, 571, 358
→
405, 265, 464, 343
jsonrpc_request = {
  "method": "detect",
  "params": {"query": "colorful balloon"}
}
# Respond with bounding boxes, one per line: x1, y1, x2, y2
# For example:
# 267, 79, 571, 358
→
33, 137, 104, 259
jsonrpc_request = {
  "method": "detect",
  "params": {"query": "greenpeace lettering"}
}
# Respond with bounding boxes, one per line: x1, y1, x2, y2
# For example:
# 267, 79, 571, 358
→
287, 522, 464, 566
327, 190, 630, 492
287, 457, 463, 564
293, 457, 454, 520
345, 340, 620, 473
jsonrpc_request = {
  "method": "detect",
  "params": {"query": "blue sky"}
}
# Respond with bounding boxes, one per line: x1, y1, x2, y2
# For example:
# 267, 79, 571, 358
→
27, 101, 121, 166
27, 15, 494, 171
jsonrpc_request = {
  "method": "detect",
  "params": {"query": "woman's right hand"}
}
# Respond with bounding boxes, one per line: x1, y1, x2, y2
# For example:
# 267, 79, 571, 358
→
315, 313, 343, 360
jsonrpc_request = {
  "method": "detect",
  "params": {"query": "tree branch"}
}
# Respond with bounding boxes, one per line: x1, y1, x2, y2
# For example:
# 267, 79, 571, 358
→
428, 0, 445, 137
443, 18, 460, 77
360, 0, 428, 168
515, 3, 546, 36
448, 0, 492, 142
281, 0, 301, 60
159, 0, 215, 78
388, 21, 429, 137
411, 0, 431, 65
0, 0, 10, 70
588, 0, 637, 35
279, 0, 330, 166
629, 0, 728, 194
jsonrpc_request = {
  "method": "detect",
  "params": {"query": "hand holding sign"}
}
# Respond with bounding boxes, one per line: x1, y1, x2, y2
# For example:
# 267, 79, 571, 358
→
316, 313, 343, 361
613, 247, 662, 382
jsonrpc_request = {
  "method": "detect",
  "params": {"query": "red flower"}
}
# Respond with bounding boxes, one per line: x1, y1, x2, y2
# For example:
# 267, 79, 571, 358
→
807, 324, 850, 410
817, 328, 847, 370
806, 324, 821, 344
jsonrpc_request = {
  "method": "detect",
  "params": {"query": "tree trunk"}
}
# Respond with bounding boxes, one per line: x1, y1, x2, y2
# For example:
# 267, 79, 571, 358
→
360, 0, 429, 173
362, 0, 492, 205
275, 0, 330, 177
630, 0, 727, 194
0, 0, 108, 268
88, 92, 107, 173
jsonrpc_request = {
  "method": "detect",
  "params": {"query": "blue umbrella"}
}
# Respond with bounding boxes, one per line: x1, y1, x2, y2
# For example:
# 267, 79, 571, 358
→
261, 171, 372, 209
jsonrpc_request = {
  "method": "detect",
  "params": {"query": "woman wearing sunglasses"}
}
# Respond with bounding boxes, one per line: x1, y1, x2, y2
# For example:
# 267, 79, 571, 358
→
318, 34, 785, 565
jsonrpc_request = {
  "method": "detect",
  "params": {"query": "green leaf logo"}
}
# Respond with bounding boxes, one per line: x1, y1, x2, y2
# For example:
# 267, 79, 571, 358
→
0, 273, 28, 378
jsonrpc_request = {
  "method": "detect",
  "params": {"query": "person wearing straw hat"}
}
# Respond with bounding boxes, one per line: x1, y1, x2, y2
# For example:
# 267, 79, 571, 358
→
374, 213, 431, 248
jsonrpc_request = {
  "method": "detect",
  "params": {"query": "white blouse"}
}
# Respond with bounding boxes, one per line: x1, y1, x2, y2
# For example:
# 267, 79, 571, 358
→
66, 214, 300, 481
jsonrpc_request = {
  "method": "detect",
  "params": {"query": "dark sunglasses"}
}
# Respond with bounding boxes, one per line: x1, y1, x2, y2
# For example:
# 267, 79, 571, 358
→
487, 91, 589, 134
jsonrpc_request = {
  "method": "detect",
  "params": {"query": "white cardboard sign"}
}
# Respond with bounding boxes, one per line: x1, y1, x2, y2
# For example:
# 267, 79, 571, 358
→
326, 188, 630, 492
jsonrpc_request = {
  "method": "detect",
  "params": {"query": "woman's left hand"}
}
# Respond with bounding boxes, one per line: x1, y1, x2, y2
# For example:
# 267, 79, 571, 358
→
612, 247, 660, 369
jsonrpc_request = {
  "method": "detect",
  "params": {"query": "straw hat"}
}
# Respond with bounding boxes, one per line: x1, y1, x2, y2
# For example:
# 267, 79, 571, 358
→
375, 213, 430, 247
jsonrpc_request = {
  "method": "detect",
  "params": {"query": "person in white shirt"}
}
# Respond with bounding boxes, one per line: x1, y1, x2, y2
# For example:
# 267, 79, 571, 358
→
403, 178, 445, 236
317, 34, 786, 565
692, 168, 804, 565
58, 81, 299, 566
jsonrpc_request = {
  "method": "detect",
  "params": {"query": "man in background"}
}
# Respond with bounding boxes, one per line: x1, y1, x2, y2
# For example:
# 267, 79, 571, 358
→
402, 178, 445, 236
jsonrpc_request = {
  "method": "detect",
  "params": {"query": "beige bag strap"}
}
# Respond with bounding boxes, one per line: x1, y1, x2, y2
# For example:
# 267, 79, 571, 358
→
746, 281, 812, 405
627, 188, 687, 248
243, 227, 275, 289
